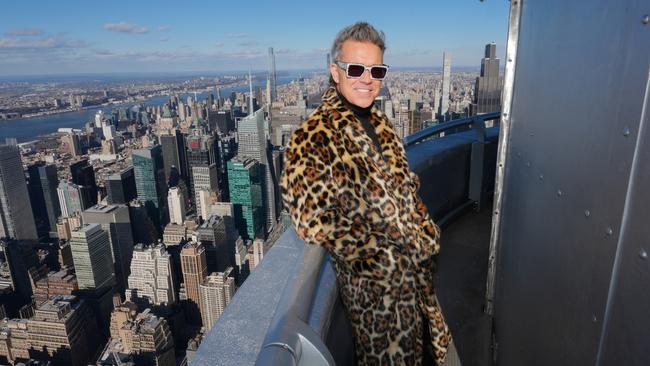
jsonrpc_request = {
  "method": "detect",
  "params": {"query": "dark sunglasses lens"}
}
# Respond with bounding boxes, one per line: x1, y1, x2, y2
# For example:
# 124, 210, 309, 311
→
371, 66, 387, 79
347, 64, 365, 77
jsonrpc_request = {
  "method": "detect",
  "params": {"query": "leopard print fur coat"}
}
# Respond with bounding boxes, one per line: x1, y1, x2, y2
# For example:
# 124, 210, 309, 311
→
280, 86, 451, 365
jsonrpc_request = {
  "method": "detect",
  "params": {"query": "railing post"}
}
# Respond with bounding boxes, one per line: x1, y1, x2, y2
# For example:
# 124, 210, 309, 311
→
469, 117, 487, 211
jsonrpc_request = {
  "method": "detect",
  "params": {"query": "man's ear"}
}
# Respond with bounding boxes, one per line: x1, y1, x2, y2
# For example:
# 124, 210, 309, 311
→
329, 63, 339, 84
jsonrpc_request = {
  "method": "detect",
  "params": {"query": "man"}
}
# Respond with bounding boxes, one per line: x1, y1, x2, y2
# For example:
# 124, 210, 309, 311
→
281, 22, 458, 365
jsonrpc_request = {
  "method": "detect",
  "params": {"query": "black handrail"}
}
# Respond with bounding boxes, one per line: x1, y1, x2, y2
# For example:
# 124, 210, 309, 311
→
403, 112, 500, 147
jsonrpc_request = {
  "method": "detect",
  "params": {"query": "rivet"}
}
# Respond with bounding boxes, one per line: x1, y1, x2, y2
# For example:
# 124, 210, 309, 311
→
539, 174, 544, 180
557, 190, 563, 196
643, 15, 649, 24
639, 249, 648, 259
529, 132, 534, 137
517, 152, 521, 157
592, 315, 597, 323
606, 227, 613, 236
584, 210, 590, 217
623, 127, 630, 137
526, 162, 531, 167
508, 58, 513, 62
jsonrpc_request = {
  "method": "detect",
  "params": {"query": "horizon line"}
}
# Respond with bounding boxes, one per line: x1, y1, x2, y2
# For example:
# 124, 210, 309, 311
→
0, 65, 491, 79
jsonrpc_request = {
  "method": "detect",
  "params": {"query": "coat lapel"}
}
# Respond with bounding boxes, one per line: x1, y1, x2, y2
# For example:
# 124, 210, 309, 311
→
321, 87, 410, 191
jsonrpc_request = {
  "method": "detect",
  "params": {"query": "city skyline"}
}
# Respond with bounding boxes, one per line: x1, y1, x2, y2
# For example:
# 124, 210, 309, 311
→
0, 0, 509, 76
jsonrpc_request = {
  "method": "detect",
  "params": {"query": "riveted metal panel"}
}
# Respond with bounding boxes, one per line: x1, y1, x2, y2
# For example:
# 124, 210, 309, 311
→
492, 0, 650, 364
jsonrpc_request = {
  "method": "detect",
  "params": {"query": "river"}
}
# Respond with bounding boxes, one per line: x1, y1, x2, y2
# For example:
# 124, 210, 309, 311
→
0, 74, 300, 142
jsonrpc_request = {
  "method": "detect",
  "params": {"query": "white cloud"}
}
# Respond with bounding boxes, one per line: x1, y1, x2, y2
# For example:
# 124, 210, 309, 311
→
6, 28, 44, 36
104, 22, 149, 34
226, 32, 250, 38
158, 25, 172, 32
0, 37, 87, 49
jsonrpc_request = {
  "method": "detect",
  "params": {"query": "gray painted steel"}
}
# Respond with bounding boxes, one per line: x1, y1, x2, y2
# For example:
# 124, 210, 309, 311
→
491, 0, 650, 364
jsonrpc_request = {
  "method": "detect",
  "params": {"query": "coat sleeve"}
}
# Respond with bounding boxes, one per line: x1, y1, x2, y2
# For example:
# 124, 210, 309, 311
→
280, 123, 343, 251
281, 127, 391, 263
409, 171, 441, 257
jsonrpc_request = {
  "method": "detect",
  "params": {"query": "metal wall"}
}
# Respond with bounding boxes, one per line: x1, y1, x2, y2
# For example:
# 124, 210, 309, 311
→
492, 0, 650, 365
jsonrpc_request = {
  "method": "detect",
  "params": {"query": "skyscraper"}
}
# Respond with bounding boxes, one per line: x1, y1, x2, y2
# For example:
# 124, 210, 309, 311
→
57, 181, 92, 218
227, 157, 264, 240
180, 241, 207, 326
0, 145, 38, 244
27, 162, 60, 238
439, 52, 451, 118
167, 187, 186, 225
133, 145, 168, 230
199, 268, 235, 332
160, 129, 188, 184
106, 304, 175, 366
185, 132, 219, 199
81, 204, 134, 295
70, 223, 116, 338
105, 167, 137, 205
70, 224, 115, 291
191, 164, 218, 220
472, 43, 502, 115
237, 109, 275, 231
197, 214, 230, 274
268, 47, 277, 103
69, 159, 98, 206
20, 295, 99, 366
125, 244, 176, 307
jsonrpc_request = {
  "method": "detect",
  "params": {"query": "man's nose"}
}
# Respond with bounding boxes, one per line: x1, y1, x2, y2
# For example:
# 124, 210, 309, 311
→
359, 69, 372, 82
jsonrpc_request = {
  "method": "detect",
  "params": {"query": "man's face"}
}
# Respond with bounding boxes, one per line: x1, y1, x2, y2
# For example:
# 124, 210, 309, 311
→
329, 40, 383, 108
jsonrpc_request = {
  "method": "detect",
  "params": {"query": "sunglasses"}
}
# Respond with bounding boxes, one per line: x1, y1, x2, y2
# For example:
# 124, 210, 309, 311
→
335, 61, 389, 80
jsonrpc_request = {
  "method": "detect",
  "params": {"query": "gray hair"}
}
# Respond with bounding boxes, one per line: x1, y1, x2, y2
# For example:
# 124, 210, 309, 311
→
330, 22, 386, 62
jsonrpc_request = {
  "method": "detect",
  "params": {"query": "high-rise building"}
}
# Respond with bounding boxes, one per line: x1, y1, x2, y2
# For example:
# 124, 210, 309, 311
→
439, 52, 452, 118
167, 187, 186, 225
24, 295, 99, 366
227, 157, 264, 240
197, 214, 230, 274
32, 266, 79, 304
160, 129, 188, 184
0, 145, 38, 244
199, 268, 235, 332
70, 224, 116, 338
125, 244, 176, 307
70, 224, 115, 291
185, 132, 219, 199
248, 238, 267, 271
27, 162, 60, 238
191, 164, 218, 220
106, 167, 137, 205
81, 204, 134, 295
133, 145, 168, 230
58, 181, 93, 218
472, 43, 502, 115
69, 159, 98, 206
162, 223, 187, 247
180, 241, 207, 326
107, 305, 175, 366
268, 47, 277, 103
237, 109, 275, 231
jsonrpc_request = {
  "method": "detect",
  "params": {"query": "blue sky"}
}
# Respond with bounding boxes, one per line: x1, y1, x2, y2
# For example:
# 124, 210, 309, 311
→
0, 0, 510, 76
